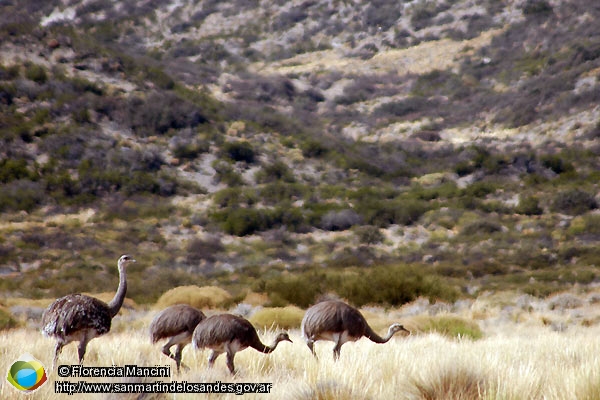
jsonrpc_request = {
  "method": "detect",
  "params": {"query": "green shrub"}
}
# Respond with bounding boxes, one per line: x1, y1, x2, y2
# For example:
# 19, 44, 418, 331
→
24, 63, 48, 84
460, 220, 503, 236
254, 161, 295, 183
354, 225, 384, 245
172, 142, 209, 160
155, 285, 233, 310
540, 154, 574, 175
0, 158, 35, 183
249, 306, 304, 329
515, 195, 543, 215
263, 274, 323, 308
551, 189, 597, 215
409, 315, 483, 340
222, 141, 256, 163
522, 0, 553, 16
339, 265, 459, 307
0, 307, 18, 330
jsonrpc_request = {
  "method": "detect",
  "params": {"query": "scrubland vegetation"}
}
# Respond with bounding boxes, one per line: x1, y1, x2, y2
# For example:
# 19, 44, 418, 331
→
1, 0, 599, 397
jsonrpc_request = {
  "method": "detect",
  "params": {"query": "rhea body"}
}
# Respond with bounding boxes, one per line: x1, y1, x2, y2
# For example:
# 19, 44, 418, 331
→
301, 300, 409, 360
41, 255, 135, 369
149, 304, 206, 372
192, 313, 292, 374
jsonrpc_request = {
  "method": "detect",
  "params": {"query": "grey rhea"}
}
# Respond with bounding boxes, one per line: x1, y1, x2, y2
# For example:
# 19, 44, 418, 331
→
41, 255, 136, 369
192, 313, 292, 375
149, 304, 206, 372
301, 300, 409, 360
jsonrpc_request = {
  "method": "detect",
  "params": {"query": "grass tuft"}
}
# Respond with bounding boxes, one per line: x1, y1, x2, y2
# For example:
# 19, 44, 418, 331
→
154, 285, 233, 310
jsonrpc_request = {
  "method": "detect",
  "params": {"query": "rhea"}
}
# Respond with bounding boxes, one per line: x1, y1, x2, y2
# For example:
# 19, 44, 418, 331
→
301, 300, 409, 360
149, 304, 206, 373
192, 314, 292, 375
41, 255, 136, 370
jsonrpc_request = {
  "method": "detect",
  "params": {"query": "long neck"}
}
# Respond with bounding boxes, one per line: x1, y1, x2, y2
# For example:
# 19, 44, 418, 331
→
365, 325, 395, 344
251, 337, 282, 354
108, 263, 127, 318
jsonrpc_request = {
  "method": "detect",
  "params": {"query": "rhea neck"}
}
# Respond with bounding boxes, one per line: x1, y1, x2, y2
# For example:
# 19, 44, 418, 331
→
252, 336, 288, 354
366, 325, 397, 344
108, 260, 128, 318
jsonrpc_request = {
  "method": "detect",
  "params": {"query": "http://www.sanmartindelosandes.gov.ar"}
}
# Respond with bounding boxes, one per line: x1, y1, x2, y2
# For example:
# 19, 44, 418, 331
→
6, 353, 48, 393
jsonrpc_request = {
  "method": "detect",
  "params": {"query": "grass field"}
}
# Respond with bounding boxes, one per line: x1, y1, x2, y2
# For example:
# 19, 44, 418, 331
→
2, 300, 600, 400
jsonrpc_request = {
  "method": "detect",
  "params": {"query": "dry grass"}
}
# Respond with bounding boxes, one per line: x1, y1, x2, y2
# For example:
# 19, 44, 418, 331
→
2, 317, 600, 399
154, 285, 233, 310
249, 306, 305, 330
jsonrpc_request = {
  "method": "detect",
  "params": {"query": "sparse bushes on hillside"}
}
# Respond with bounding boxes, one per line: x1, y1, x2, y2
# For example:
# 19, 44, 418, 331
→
515, 195, 543, 215
222, 141, 256, 163
550, 189, 597, 215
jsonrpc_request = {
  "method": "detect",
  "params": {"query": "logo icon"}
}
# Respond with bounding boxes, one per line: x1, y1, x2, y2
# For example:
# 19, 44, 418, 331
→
6, 353, 48, 393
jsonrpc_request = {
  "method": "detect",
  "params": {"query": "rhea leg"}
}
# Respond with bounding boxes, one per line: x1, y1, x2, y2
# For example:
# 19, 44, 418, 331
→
332, 334, 343, 361
226, 351, 236, 375
208, 350, 221, 368
52, 341, 65, 371
173, 344, 188, 373
306, 340, 317, 358
77, 337, 90, 364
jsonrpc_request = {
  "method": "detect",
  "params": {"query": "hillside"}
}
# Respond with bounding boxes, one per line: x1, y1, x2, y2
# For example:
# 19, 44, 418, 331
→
0, 0, 599, 307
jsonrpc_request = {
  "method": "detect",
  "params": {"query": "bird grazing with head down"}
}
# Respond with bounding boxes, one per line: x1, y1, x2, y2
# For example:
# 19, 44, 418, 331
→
301, 299, 409, 360
41, 254, 136, 370
192, 313, 292, 375
149, 304, 206, 373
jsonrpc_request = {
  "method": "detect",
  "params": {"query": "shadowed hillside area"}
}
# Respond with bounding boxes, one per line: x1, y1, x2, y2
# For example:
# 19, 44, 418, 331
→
0, 0, 599, 312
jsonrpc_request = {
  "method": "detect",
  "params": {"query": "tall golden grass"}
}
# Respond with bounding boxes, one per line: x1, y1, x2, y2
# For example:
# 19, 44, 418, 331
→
2, 317, 600, 399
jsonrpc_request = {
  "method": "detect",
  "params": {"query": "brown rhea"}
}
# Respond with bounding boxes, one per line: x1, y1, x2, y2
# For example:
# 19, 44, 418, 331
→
192, 313, 292, 375
41, 255, 136, 369
301, 300, 409, 360
149, 304, 206, 372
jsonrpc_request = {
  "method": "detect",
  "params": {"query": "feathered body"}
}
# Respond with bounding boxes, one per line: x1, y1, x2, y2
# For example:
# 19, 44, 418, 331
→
41, 255, 135, 369
192, 313, 292, 374
301, 300, 409, 359
149, 304, 206, 372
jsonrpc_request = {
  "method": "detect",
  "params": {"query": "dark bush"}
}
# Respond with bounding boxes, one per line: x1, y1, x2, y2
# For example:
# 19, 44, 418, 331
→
354, 225, 384, 245
339, 264, 459, 306
522, 0, 553, 16
515, 195, 543, 215
0, 159, 35, 183
540, 154, 574, 175
363, 0, 402, 31
0, 180, 45, 212
460, 220, 503, 236
255, 161, 295, 183
222, 141, 256, 163
374, 96, 430, 118
24, 63, 47, 84
125, 92, 208, 136
186, 236, 224, 263
551, 189, 597, 215
321, 209, 362, 231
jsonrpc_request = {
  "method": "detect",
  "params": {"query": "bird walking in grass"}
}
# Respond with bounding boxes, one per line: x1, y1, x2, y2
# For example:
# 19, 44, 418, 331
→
192, 313, 292, 375
301, 299, 409, 360
149, 304, 206, 373
41, 255, 136, 370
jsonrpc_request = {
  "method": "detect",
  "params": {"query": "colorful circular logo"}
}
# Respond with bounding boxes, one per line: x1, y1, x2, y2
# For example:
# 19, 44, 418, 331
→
6, 354, 48, 393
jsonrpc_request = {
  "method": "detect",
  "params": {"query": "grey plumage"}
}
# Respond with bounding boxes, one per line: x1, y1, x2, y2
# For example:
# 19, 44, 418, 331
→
192, 313, 292, 374
149, 304, 206, 372
41, 255, 135, 369
301, 300, 409, 360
